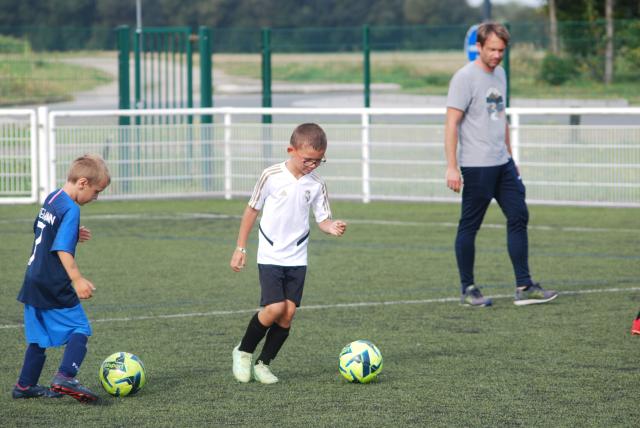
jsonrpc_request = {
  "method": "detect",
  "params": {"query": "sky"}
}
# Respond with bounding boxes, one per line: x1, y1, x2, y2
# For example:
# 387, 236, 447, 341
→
467, 0, 545, 7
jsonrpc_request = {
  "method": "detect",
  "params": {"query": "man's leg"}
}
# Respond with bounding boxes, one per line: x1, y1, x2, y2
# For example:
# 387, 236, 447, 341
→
495, 160, 532, 287
456, 166, 495, 293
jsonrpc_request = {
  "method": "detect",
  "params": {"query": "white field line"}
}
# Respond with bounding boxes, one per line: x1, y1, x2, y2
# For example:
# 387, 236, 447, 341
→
1, 212, 638, 234
1, 286, 639, 330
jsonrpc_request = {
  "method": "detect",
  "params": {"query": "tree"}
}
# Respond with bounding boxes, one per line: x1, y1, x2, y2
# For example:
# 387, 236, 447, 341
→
548, 0, 558, 53
604, 0, 614, 84
548, 0, 639, 83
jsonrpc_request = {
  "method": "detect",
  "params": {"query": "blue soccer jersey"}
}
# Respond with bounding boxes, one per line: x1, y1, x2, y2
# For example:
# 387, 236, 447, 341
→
17, 189, 81, 309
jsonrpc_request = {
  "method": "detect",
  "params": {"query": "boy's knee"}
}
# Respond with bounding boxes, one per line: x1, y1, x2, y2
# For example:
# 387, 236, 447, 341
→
264, 302, 286, 317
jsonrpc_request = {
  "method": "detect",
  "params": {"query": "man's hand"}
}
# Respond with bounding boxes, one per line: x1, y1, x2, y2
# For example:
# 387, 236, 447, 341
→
446, 166, 462, 193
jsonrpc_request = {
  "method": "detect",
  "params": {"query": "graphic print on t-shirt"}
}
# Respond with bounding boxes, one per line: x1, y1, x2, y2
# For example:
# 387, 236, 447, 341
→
485, 87, 505, 121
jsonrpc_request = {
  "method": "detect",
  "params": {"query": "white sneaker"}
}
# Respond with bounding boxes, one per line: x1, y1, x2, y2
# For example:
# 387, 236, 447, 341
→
253, 360, 278, 384
232, 345, 252, 383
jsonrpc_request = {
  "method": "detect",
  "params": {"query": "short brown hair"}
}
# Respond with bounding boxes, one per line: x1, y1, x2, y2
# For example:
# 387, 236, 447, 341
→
289, 123, 327, 151
67, 154, 111, 186
476, 22, 510, 47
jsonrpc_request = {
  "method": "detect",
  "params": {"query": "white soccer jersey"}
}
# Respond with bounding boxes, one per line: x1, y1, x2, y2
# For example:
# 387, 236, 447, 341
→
248, 161, 332, 266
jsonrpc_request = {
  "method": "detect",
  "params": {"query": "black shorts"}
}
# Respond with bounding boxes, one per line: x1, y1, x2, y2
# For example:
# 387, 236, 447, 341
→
258, 264, 307, 307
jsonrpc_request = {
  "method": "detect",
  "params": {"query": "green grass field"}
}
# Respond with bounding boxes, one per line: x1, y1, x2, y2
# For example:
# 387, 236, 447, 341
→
0, 198, 639, 426
0, 54, 112, 106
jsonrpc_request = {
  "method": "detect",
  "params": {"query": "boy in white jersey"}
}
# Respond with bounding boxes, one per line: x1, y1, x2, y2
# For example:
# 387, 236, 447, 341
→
230, 123, 347, 384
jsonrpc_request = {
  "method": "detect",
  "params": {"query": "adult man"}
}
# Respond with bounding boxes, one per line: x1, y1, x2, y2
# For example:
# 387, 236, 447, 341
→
444, 22, 557, 307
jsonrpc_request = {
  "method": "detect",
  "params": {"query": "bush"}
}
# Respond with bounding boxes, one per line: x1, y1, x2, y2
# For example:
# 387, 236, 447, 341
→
539, 52, 575, 85
0, 35, 30, 54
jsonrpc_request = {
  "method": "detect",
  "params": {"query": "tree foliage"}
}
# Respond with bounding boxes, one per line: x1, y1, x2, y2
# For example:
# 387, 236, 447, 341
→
0, 0, 482, 30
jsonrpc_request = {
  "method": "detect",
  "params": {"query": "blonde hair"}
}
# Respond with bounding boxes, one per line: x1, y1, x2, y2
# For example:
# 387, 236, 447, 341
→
290, 123, 327, 151
67, 154, 111, 186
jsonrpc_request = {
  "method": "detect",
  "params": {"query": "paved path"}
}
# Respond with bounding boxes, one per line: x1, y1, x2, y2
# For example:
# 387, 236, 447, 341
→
42, 55, 635, 125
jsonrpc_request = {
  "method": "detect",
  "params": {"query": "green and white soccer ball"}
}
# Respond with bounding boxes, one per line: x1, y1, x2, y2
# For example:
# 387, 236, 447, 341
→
338, 340, 383, 383
99, 352, 146, 397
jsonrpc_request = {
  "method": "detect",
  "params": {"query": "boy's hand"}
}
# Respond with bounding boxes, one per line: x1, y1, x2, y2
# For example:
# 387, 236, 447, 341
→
230, 248, 247, 272
78, 226, 91, 243
73, 277, 96, 299
328, 220, 347, 236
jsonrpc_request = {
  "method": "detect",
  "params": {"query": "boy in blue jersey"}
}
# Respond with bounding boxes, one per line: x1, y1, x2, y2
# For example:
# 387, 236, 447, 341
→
12, 154, 110, 403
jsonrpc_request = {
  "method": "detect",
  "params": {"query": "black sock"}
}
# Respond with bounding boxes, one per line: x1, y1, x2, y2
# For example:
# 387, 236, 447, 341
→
239, 312, 269, 353
257, 324, 290, 365
59, 333, 88, 378
17, 343, 46, 387
636, 311, 640, 320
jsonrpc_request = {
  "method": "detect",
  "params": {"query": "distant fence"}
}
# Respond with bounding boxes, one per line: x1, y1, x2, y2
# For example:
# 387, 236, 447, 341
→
0, 107, 639, 207
2, 20, 639, 107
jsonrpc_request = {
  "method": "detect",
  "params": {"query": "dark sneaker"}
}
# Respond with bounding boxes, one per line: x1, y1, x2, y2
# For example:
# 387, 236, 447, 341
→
12, 384, 64, 399
50, 374, 99, 403
514, 283, 558, 306
461, 285, 492, 307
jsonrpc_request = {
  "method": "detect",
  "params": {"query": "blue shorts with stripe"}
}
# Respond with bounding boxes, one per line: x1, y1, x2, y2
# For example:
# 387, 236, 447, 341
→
23, 304, 92, 348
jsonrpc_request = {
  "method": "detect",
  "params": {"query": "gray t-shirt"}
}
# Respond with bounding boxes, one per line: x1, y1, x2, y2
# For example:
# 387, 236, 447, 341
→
446, 61, 510, 167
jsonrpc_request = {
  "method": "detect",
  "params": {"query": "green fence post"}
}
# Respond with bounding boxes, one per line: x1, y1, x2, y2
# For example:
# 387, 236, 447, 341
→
187, 29, 194, 125
199, 26, 213, 122
363, 25, 371, 108
117, 25, 131, 125
116, 25, 130, 194
504, 22, 511, 108
261, 27, 272, 124
261, 28, 272, 168
199, 26, 213, 191
133, 25, 142, 124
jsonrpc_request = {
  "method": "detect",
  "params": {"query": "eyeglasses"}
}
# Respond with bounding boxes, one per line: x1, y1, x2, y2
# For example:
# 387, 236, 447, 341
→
300, 156, 326, 167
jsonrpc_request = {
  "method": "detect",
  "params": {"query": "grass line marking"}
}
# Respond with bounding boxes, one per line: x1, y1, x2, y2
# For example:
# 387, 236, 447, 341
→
1, 212, 638, 234
2, 286, 639, 330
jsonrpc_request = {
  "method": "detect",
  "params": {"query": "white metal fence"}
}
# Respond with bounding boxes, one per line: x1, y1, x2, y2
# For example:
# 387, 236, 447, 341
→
1, 106, 639, 207
0, 109, 38, 203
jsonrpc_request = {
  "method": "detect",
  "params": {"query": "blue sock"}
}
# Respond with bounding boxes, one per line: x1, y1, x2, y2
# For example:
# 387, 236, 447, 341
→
17, 343, 46, 387
58, 333, 88, 378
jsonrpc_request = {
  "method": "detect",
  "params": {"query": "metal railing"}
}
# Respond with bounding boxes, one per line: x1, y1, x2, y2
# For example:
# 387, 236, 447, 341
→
1, 106, 639, 207
0, 109, 38, 203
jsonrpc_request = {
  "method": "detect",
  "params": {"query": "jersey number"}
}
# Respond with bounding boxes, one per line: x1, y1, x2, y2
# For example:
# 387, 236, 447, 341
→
27, 221, 46, 266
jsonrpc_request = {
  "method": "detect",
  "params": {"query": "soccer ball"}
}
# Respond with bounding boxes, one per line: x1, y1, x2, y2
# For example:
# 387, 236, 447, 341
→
338, 340, 383, 383
99, 352, 146, 397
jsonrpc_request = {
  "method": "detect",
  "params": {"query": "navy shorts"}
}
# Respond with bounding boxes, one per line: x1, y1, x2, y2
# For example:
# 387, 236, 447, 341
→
258, 264, 307, 307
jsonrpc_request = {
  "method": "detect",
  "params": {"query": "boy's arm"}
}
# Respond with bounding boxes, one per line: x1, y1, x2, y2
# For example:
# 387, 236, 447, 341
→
317, 219, 347, 236
57, 251, 95, 299
230, 205, 260, 272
